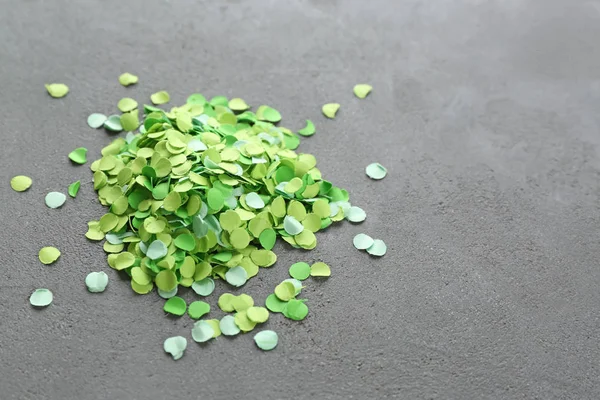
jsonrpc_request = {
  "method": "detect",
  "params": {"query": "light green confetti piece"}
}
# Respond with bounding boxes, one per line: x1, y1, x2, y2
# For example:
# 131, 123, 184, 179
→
283, 215, 304, 236
191, 320, 215, 343
254, 330, 278, 351
174, 233, 195, 251
218, 293, 236, 312
283, 278, 303, 295
85, 271, 108, 293
256, 105, 281, 123
297, 119, 315, 137
187, 93, 207, 105
150, 90, 170, 105
282, 299, 308, 321
245, 192, 265, 209
353, 84, 373, 99
365, 163, 387, 180
247, 306, 269, 323
146, 240, 168, 260
310, 261, 331, 277
45, 83, 69, 98
284, 178, 303, 194
120, 110, 139, 132
187, 139, 207, 152
210, 95, 228, 107
322, 103, 340, 119
259, 228, 276, 251
114, 252, 135, 270
289, 262, 311, 280
45, 192, 67, 209
228, 98, 249, 111
155, 270, 177, 291
10, 175, 32, 192
29, 289, 53, 307
366, 239, 387, 256
206, 319, 222, 338
265, 293, 287, 313
353, 233, 374, 250
192, 278, 215, 296
103, 115, 123, 132
225, 266, 248, 287
68, 147, 88, 165
158, 287, 178, 299
119, 72, 139, 87
38, 247, 60, 265
163, 336, 187, 360
346, 206, 366, 223
117, 97, 138, 112
250, 249, 277, 267
231, 294, 254, 312
87, 113, 107, 129
164, 296, 186, 316
234, 311, 256, 332
219, 315, 241, 336
274, 281, 296, 301
68, 180, 81, 198
188, 301, 211, 319
230, 228, 251, 250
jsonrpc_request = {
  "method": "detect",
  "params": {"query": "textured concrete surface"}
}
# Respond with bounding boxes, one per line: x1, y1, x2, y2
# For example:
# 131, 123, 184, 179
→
1, 0, 600, 399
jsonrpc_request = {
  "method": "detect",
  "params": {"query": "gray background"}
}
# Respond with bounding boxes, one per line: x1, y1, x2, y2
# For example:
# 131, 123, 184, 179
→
1, 0, 599, 399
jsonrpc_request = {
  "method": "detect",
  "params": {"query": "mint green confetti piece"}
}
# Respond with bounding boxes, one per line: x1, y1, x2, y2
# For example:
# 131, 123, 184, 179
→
85, 271, 108, 293
219, 315, 241, 336
366, 239, 387, 256
158, 287, 178, 299
346, 206, 366, 223
191, 278, 215, 296
87, 113, 107, 129
163, 336, 187, 360
45, 192, 67, 209
225, 266, 248, 287
245, 192, 265, 209
146, 240, 168, 260
254, 330, 278, 351
365, 163, 387, 180
283, 215, 304, 235
191, 320, 215, 343
353, 233, 374, 250
103, 115, 123, 132
29, 288, 53, 307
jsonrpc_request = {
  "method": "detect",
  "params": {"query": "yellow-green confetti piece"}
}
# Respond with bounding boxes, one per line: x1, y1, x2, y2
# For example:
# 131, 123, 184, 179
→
297, 119, 315, 137
188, 301, 210, 319
119, 72, 139, 87
85, 271, 108, 293
289, 262, 311, 280
117, 97, 138, 112
10, 175, 32, 192
68, 147, 88, 165
366, 163, 387, 180
353, 84, 373, 99
231, 294, 254, 312
219, 315, 241, 336
274, 281, 296, 301
247, 306, 269, 323
322, 103, 340, 119
30, 289, 53, 307
150, 90, 170, 105
39, 246, 61, 265
87, 113, 107, 128
353, 233, 374, 250
228, 98, 249, 111
234, 311, 257, 332
259, 228, 276, 250
191, 320, 215, 343
164, 296, 186, 316
310, 261, 331, 277
256, 105, 281, 122
282, 299, 308, 320
45, 83, 69, 98
68, 180, 81, 198
163, 336, 186, 360
254, 330, 278, 351
218, 293, 236, 312
120, 110, 139, 132
366, 239, 387, 256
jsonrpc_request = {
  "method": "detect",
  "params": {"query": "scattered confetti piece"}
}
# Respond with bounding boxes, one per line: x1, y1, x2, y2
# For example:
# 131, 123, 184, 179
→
322, 103, 340, 119
219, 315, 241, 336
265, 293, 287, 313
254, 330, 278, 351
85, 271, 108, 293
45, 83, 69, 98
225, 266, 248, 287
228, 98, 250, 111
10, 175, 32, 192
150, 90, 170, 105
29, 289, 53, 307
297, 119, 316, 137
68, 180, 81, 198
310, 262, 331, 277
247, 306, 270, 323
119, 72, 139, 87
68, 147, 88, 165
346, 206, 366, 223
366, 239, 387, 256
164, 296, 187, 316
192, 278, 215, 296
39, 246, 61, 265
191, 320, 215, 343
353, 84, 373, 99
45, 192, 66, 209
188, 301, 210, 319
289, 262, 311, 280
87, 113, 107, 128
282, 299, 308, 321
117, 97, 138, 112
103, 115, 123, 132
274, 281, 296, 301
163, 336, 187, 360
366, 163, 387, 180
256, 105, 281, 123
353, 233, 374, 250
120, 110, 139, 131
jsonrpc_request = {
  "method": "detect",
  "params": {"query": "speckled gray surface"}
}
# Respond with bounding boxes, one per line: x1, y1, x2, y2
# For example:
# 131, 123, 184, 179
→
2, 0, 600, 399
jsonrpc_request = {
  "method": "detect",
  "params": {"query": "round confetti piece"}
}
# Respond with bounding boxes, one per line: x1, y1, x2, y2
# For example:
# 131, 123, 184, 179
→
119, 72, 139, 87
163, 296, 187, 316
219, 315, 241, 336
254, 330, 278, 351
265, 293, 287, 313
150, 90, 170, 105
218, 293, 236, 312
259, 228, 276, 250
353, 84, 373, 99
245, 192, 265, 209
247, 306, 269, 323
38, 246, 61, 265
283, 215, 304, 235
346, 206, 367, 223
367, 239, 387, 257
87, 113, 107, 128
191, 321, 215, 343
10, 175, 32, 192
310, 262, 331, 277
68, 147, 88, 164
188, 301, 210, 319
146, 240, 168, 260
117, 97, 138, 113
289, 262, 311, 280
234, 311, 257, 332
274, 281, 296, 301
103, 115, 123, 132
322, 103, 340, 119
45, 83, 69, 98
45, 191, 67, 209
85, 271, 108, 293
192, 278, 215, 296
163, 336, 187, 360
158, 287, 178, 299
155, 270, 177, 291
353, 233, 374, 250
231, 294, 254, 312
365, 163, 387, 180
29, 288, 53, 307
282, 299, 309, 321
225, 266, 248, 287
68, 181, 81, 198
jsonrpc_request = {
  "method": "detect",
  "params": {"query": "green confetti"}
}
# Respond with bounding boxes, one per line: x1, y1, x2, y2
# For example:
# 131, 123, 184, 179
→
45, 83, 69, 98
265, 293, 287, 313
146, 240, 168, 260
225, 266, 248, 287
192, 278, 215, 296
247, 306, 269, 323
45, 192, 67, 209
191, 320, 215, 343
188, 301, 210, 319
103, 115, 123, 132
29, 289, 53, 307
259, 228, 276, 251
85, 271, 108, 293
256, 105, 281, 122
289, 262, 311, 280
39, 246, 61, 265
150, 90, 170, 105
117, 97, 138, 112
346, 206, 366, 223
353, 84, 373, 99
68, 180, 81, 198
87, 113, 107, 128
119, 72, 139, 87
254, 330, 278, 351
219, 315, 241, 336
164, 296, 187, 316
282, 299, 308, 321
10, 175, 32, 192
274, 281, 296, 301
322, 103, 340, 119
228, 98, 250, 111
310, 262, 331, 277
68, 147, 88, 165
163, 336, 186, 360
120, 110, 139, 132
366, 239, 387, 256
365, 163, 387, 180
297, 119, 315, 137
353, 233, 374, 250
